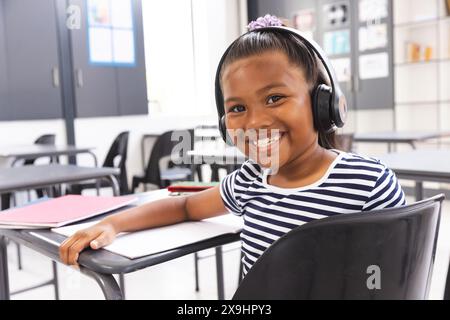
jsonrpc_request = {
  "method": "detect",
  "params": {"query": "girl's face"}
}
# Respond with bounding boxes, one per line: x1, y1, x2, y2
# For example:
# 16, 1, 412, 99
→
221, 50, 318, 170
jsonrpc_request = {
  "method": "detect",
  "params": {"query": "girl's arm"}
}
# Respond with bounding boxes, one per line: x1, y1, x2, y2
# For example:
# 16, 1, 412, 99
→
59, 186, 227, 265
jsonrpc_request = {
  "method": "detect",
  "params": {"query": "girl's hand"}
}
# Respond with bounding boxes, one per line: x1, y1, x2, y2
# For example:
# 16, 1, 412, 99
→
59, 222, 117, 265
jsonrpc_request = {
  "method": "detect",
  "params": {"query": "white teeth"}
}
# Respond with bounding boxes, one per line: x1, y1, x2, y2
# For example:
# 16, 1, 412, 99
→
252, 133, 283, 147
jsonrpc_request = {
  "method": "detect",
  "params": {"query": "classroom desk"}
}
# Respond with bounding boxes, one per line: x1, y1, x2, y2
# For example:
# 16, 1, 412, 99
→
354, 131, 450, 152
0, 145, 98, 167
0, 165, 120, 197
378, 149, 450, 300
0, 191, 242, 300
0, 164, 120, 300
186, 147, 247, 166
378, 149, 450, 201
185, 147, 247, 182
140, 129, 222, 171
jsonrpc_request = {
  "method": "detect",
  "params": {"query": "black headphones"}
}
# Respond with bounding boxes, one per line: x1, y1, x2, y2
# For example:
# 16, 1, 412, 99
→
215, 26, 347, 145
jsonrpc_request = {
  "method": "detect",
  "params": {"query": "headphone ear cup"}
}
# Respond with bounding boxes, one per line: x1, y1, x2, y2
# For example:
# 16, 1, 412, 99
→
219, 116, 234, 146
313, 84, 334, 133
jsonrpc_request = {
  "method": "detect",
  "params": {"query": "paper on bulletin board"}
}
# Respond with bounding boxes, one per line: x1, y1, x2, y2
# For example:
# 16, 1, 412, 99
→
293, 9, 315, 41
359, 24, 387, 52
330, 58, 351, 82
359, 0, 388, 23
323, 30, 351, 56
359, 52, 389, 80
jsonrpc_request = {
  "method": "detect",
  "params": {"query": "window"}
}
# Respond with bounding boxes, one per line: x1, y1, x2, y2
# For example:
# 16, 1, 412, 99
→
87, 0, 136, 66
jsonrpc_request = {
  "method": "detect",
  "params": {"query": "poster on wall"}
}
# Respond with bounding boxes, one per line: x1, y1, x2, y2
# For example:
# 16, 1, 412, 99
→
293, 8, 316, 41
323, 30, 351, 56
359, 52, 389, 80
330, 58, 351, 82
359, 23, 387, 52
322, 1, 350, 28
359, 0, 388, 23
87, 0, 136, 66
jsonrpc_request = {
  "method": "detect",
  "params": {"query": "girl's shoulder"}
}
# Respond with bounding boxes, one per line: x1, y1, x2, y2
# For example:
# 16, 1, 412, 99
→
334, 150, 390, 175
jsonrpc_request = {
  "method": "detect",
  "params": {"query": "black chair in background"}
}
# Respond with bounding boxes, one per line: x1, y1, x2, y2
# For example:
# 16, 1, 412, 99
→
70, 131, 130, 195
233, 195, 444, 300
23, 134, 57, 198
132, 129, 194, 191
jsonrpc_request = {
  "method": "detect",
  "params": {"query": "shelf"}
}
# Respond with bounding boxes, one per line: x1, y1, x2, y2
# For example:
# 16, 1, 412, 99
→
394, 15, 450, 28
395, 58, 450, 66
395, 100, 450, 106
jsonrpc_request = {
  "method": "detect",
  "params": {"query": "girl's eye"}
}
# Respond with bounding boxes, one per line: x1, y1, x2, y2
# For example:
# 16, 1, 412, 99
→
228, 105, 246, 113
267, 95, 284, 104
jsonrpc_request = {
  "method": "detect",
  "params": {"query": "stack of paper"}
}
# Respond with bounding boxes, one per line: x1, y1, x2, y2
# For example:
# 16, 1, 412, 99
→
0, 195, 136, 229
52, 214, 243, 259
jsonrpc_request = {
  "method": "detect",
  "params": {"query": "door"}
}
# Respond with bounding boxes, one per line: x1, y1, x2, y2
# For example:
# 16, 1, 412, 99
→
0, 0, 62, 120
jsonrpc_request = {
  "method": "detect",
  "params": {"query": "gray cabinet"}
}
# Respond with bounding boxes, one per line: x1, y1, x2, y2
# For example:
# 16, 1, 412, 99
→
0, 1, 8, 116
0, 0, 62, 121
0, 0, 148, 121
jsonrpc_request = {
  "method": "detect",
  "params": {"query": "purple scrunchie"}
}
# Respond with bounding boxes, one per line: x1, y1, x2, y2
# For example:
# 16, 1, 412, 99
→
247, 14, 283, 31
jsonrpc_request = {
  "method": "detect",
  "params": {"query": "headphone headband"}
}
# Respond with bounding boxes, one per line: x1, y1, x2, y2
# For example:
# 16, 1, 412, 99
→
215, 26, 347, 141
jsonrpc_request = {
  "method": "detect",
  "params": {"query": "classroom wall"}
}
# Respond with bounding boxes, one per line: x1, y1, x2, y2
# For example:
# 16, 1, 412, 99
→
0, 0, 244, 189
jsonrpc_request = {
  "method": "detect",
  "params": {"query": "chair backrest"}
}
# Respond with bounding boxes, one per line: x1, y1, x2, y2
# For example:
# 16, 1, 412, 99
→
233, 194, 444, 300
24, 134, 56, 165
103, 131, 130, 194
34, 134, 56, 145
144, 129, 194, 188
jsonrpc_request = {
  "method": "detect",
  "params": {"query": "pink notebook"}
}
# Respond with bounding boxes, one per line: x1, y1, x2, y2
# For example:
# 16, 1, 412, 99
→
0, 195, 137, 228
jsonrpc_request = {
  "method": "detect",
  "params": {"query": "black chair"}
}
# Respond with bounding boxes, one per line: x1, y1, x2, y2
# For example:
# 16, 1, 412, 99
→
132, 129, 194, 191
70, 131, 130, 195
23, 134, 57, 198
233, 195, 444, 300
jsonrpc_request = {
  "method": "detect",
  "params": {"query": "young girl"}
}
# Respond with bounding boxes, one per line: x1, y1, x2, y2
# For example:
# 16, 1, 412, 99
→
59, 16, 406, 276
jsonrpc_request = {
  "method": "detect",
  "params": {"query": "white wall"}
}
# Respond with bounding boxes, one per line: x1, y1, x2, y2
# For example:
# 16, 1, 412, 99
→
0, 119, 67, 166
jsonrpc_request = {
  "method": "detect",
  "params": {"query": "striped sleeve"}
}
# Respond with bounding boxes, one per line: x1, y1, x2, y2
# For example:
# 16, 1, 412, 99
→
220, 169, 244, 216
362, 166, 407, 211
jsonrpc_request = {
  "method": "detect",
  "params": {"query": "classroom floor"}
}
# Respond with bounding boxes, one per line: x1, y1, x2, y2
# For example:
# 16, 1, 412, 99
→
5, 195, 450, 300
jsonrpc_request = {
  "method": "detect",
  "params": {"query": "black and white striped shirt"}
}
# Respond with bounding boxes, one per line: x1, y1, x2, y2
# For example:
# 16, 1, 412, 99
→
220, 150, 406, 275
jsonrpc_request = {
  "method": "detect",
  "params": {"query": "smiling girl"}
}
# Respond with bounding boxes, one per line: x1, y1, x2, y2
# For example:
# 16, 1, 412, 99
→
60, 16, 406, 276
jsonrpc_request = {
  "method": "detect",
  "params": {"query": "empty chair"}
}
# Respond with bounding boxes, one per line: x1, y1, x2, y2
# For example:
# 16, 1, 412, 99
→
132, 129, 194, 191
233, 194, 444, 300
23, 134, 57, 197
70, 131, 130, 195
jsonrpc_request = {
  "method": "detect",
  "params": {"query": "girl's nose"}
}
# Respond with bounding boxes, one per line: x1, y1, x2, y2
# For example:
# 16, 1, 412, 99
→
246, 106, 273, 130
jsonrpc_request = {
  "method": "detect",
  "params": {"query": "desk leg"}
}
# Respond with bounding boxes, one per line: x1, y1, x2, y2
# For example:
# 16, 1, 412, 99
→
87, 151, 99, 168
215, 246, 224, 300
415, 181, 424, 201
80, 267, 123, 300
444, 260, 450, 300
0, 236, 10, 300
119, 274, 126, 300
